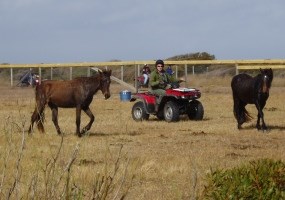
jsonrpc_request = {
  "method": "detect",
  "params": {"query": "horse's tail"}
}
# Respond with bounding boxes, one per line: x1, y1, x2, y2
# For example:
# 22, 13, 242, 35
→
232, 82, 252, 124
29, 84, 46, 133
233, 97, 252, 123
241, 106, 252, 122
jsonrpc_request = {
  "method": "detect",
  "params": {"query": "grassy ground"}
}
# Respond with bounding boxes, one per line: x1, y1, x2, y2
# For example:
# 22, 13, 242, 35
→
0, 75, 284, 199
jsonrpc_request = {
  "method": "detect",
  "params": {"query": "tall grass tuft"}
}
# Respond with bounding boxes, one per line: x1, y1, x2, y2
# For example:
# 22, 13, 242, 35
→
0, 118, 137, 199
201, 159, 285, 199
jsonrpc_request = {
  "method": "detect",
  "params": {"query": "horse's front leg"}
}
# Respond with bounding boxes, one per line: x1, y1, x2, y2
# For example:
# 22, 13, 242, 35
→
76, 106, 82, 137
260, 106, 267, 130
255, 103, 267, 130
256, 113, 261, 130
81, 107, 95, 134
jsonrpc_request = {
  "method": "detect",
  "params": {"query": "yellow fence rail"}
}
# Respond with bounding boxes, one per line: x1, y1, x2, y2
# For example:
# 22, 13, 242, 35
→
1, 59, 285, 69
1, 59, 285, 88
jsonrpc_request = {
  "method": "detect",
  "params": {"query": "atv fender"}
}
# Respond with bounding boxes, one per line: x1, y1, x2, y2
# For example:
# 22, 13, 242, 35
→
130, 94, 156, 114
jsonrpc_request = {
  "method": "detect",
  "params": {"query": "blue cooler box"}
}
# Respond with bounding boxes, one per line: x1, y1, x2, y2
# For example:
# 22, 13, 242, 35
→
120, 90, 131, 101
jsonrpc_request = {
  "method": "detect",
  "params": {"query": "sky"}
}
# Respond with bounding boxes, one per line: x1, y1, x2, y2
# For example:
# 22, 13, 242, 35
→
0, 0, 285, 64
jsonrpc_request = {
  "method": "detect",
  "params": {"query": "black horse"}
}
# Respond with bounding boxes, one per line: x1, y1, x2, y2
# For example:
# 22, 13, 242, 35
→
28, 69, 112, 137
231, 68, 273, 130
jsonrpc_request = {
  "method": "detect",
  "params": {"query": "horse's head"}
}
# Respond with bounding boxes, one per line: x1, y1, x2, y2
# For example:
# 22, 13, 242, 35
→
99, 69, 112, 99
260, 68, 273, 93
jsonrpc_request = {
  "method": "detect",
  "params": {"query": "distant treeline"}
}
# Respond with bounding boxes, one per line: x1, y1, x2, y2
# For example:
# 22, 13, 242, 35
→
166, 52, 215, 61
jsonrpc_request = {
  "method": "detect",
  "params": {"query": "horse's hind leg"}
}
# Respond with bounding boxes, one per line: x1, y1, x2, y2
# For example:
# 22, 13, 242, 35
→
233, 97, 244, 129
28, 106, 45, 134
80, 107, 94, 135
49, 104, 61, 134
76, 106, 82, 137
28, 109, 38, 133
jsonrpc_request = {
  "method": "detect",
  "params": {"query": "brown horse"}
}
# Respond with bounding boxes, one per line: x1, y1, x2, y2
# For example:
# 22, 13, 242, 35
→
28, 69, 112, 137
231, 68, 273, 130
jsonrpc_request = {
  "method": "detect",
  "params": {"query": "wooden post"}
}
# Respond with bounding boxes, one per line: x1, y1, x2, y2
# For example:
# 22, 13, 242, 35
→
184, 64, 188, 87
39, 67, 42, 84
175, 65, 178, 79
135, 65, 138, 93
121, 66, 123, 81
138, 64, 141, 76
192, 66, 195, 75
10, 68, 13, 87
69, 67, 72, 80
51, 67, 53, 80
235, 64, 239, 75
87, 67, 90, 77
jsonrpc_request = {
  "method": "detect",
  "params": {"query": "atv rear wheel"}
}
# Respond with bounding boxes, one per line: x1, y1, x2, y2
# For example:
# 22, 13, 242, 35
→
187, 100, 204, 120
132, 101, 149, 121
164, 101, 180, 122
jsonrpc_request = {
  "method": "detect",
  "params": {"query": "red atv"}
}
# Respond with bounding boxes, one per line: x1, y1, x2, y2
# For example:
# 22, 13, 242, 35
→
130, 85, 204, 122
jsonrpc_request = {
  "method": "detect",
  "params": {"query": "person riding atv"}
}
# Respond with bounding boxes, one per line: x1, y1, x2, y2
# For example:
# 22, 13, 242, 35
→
130, 59, 203, 122
149, 59, 180, 96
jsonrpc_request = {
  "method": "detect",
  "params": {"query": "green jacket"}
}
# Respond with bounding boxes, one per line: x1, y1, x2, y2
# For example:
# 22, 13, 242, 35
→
149, 70, 176, 90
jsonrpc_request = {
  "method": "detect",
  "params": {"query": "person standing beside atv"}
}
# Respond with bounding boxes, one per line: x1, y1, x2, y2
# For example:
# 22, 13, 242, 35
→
149, 59, 176, 96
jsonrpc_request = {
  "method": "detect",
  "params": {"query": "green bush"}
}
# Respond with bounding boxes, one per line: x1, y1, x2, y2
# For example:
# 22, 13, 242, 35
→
201, 159, 285, 200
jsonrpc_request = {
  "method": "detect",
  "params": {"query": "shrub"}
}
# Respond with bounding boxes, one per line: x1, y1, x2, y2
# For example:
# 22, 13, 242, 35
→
201, 159, 285, 199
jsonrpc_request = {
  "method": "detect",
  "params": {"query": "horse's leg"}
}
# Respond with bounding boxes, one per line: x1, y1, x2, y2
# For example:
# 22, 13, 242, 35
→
237, 105, 244, 129
28, 108, 38, 133
260, 104, 267, 130
255, 101, 267, 130
256, 113, 261, 130
29, 108, 37, 133
235, 100, 246, 129
233, 95, 241, 129
49, 104, 61, 134
81, 107, 95, 134
76, 106, 82, 137
239, 102, 248, 126
29, 105, 45, 134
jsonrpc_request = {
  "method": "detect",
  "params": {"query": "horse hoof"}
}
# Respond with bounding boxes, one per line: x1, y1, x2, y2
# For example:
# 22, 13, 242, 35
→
262, 127, 269, 132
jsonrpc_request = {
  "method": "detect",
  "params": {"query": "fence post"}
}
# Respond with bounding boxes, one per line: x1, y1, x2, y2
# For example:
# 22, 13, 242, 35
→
184, 64, 188, 87
235, 64, 239, 75
10, 68, 13, 87
69, 67, 72, 80
121, 65, 124, 81
135, 65, 138, 93
137, 64, 141, 76
38, 67, 42, 84
51, 67, 53, 80
175, 65, 178, 79
87, 67, 90, 77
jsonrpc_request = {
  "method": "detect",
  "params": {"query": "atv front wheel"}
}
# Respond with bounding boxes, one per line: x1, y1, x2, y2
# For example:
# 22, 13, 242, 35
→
132, 101, 149, 121
187, 100, 204, 120
164, 101, 180, 122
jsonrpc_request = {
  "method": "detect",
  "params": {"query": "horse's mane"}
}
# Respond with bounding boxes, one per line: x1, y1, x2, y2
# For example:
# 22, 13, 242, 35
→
74, 73, 99, 81
73, 69, 111, 81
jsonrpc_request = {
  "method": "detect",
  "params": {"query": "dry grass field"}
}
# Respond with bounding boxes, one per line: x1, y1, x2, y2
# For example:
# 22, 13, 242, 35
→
0, 74, 284, 199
